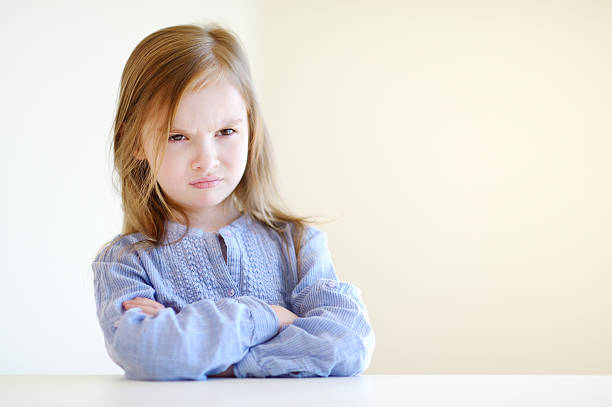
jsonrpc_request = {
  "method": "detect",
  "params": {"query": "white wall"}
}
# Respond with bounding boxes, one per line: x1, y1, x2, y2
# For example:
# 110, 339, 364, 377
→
0, 0, 260, 374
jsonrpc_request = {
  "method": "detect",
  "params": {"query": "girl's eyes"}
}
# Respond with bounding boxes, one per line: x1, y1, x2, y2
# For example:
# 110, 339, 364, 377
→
168, 129, 236, 142
218, 128, 236, 136
168, 134, 186, 142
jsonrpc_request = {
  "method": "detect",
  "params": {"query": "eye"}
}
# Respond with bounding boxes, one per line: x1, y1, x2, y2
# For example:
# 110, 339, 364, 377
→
168, 134, 186, 142
218, 128, 236, 136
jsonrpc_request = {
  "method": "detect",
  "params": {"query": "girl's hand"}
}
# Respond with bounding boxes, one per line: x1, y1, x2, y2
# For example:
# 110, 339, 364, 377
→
268, 304, 298, 333
122, 297, 165, 316
209, 365, 235, 378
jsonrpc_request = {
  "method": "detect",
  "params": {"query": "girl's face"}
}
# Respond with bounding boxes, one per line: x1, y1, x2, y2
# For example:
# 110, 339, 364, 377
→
143, 77, 249, 228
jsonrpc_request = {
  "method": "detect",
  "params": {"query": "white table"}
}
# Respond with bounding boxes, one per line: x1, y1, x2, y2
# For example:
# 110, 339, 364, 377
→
1, 374, 610, 407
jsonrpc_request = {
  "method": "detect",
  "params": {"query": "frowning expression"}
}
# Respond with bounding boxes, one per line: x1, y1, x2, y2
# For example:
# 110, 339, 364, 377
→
143, 77, 249, 222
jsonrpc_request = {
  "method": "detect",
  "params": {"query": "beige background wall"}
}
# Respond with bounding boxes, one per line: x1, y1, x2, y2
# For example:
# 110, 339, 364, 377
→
256, 0, 611, 373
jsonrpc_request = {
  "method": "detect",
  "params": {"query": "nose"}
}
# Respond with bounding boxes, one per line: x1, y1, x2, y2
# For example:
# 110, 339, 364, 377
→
191, 139, 220, 171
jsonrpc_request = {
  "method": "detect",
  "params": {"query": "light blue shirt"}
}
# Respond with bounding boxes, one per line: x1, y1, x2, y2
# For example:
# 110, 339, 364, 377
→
92, 213, 375, 380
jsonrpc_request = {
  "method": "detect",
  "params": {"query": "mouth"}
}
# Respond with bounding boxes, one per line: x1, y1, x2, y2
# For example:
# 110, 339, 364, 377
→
190, 176, 221, 184
190, 177, 222, 189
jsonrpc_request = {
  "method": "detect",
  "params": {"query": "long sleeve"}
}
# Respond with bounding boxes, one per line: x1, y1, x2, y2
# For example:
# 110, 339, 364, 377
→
233, 226, 375, 378
92, 236, 279, 381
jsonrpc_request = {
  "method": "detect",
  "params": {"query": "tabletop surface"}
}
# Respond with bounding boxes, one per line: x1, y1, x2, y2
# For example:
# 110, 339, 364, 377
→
1, 374, 611, 407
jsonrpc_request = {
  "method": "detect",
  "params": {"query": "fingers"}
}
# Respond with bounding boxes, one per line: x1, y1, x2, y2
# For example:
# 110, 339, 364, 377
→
124, 303, 158, 316
268, 304, 299, 333
122, 297, 165, 316
124, 297, 164, 308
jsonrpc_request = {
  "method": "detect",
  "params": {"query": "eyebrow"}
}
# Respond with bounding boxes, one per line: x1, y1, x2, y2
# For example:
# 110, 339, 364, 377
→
170, 118, 244, 134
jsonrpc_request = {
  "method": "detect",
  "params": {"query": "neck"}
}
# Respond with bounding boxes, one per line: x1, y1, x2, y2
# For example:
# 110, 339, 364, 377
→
172, 200, 242, 233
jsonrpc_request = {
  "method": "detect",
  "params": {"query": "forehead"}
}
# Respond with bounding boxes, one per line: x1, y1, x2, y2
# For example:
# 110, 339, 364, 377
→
172, 77, 247, 131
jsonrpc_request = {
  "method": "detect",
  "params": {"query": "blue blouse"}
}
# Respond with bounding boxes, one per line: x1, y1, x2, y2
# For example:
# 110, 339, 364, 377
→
92, 213, 375, 380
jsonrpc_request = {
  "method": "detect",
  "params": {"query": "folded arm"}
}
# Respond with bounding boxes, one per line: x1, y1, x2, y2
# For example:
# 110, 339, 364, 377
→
92, 238, 279, 381
233, 227, 376, 378
123, 298, 299, 378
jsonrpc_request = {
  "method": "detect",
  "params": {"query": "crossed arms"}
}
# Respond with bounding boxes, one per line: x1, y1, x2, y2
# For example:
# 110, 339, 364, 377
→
93, 227, 375, 380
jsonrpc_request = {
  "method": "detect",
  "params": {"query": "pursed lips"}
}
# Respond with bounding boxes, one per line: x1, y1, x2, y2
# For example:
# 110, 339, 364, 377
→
190, 176, 222, 184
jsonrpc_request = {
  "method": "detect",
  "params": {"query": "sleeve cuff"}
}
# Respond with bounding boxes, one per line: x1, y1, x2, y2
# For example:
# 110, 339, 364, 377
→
234, 296, 279, 346
233, 347, 264, 378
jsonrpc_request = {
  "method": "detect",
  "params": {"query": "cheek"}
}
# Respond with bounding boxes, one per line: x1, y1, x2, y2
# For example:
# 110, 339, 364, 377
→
227, 137, 249, 172
156, 152, 183, 184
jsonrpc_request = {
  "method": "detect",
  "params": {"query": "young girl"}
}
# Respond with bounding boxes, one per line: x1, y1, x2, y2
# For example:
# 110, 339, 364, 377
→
92, 23, 375, 380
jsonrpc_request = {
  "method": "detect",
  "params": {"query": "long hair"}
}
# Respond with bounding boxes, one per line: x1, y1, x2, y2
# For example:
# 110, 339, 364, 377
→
101, 23, 324, 279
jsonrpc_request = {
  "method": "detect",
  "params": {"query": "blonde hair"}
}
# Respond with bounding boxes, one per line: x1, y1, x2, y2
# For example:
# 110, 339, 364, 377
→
102, 23, 325, 279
